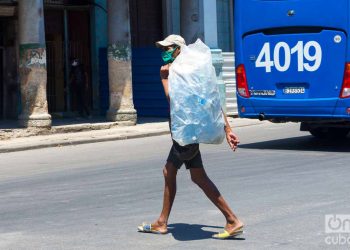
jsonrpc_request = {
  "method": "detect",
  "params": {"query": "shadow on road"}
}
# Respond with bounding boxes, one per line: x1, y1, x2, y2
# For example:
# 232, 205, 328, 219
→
240, 135, 350, 152
168, 223, 245, 241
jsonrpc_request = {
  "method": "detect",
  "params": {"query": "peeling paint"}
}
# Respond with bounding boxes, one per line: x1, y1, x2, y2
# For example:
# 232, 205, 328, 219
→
19, 43, 50, 127
108, 42, 131, 61
19, 44, 46, 68
107, 58, 136, 123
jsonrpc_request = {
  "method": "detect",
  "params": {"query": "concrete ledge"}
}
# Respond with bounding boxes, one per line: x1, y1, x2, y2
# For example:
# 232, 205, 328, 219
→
0, 131, 170, 154
0, 118, 266, 153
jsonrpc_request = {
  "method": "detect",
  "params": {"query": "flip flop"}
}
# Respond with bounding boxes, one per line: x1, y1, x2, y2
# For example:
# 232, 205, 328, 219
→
137, 222, 168, 234
212, 226, 244, 239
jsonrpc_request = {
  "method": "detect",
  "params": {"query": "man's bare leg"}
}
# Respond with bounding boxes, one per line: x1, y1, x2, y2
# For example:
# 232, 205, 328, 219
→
151, 161, 178, 232
189, 167, 244, 233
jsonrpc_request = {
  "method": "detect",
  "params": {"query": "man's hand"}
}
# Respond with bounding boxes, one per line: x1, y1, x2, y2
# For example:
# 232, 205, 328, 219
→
160, 64, 170, 79
160, 64, 170, 102
225, 128, 240, 151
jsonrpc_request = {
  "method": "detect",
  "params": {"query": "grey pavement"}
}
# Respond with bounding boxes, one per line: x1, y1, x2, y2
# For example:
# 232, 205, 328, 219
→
1, 122, 350, 249
0, 117, 263, 153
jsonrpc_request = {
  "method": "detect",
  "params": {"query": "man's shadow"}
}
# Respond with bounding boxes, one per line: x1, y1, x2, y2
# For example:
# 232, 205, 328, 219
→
168, 223, 245, 241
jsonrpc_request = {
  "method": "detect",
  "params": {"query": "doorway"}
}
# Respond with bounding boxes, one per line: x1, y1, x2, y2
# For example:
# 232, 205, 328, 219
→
44, 8, 91, 115
129, 0, 169, 116
0, 48, 3, 120
68, 10, 92, 113
45, 9, 65, 113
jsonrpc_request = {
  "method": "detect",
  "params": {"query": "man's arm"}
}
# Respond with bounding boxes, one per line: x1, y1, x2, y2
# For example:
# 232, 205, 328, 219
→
222, 110, 240, 151
160, 64, 170, 103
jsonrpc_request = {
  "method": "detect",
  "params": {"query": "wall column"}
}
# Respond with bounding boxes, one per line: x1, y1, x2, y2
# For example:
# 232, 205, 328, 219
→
106, 0, 137, 125
18, 0, 51, 128
180, 0, 226, 112
180, 0, 204, 44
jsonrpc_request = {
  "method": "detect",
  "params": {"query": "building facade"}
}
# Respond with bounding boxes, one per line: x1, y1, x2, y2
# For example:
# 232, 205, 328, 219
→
0, 0, 235, 127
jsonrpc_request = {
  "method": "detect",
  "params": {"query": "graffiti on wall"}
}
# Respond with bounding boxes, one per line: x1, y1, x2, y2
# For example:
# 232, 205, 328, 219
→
108, 42, 132, 61
19, 44, 47, 68
18, 43, 48, 117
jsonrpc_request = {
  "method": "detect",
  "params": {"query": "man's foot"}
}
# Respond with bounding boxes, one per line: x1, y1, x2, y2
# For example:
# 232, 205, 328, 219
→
151, 220, 168, 233
212, 220, 244, 239
225, 220, 244, 235
137, 221, 168, 234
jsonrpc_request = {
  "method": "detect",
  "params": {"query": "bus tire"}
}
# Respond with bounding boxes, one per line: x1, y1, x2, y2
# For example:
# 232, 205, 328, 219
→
309, 128, 350, 139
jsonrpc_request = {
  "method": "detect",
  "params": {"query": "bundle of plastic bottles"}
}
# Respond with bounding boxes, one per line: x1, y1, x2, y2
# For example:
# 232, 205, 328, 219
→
169, 39, 225, 146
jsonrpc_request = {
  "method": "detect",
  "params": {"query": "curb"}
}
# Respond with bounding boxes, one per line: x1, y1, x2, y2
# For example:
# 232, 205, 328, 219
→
0, 130, 170, 154
0, 120, 265, 154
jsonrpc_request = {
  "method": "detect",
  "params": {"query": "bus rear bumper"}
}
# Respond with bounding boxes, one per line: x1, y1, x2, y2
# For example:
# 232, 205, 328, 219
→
237, 97, 350, 122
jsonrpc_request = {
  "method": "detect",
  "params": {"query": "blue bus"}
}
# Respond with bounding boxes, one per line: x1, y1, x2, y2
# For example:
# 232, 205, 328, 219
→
234, 0, 350, 138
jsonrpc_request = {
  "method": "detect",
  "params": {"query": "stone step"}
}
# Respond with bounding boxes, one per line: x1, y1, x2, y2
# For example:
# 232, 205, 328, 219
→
227, 106, 237, 110
226, 103, 238, 107
226, 94, 237, 98
223, 66, 234, 71
223, 66, 235, 71
226, 83, 236, 88
226, 89, 236, 94
226, 84, 235, 88
223, 75, 236, 81
222, 52, 234, 58
222, 73, 236, 80
223, 61, 235, 67
223, 52, 237, 115
224, 78, 236, 83
225, 83, 236, 88
226, 91, 236, 95
226, 96, 237, 100
223, 71, 235, 74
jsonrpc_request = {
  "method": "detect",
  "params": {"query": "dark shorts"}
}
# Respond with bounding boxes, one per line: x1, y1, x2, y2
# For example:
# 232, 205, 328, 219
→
167, 139, 203, 169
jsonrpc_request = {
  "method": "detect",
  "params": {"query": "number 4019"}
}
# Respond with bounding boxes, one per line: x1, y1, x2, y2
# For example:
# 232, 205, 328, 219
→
255, 41, 322, 73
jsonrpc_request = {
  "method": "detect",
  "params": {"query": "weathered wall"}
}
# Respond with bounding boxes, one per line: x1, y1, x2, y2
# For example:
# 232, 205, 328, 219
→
18, 0, 51, 128
19, 45, 48, 116
106, 0, 137, 124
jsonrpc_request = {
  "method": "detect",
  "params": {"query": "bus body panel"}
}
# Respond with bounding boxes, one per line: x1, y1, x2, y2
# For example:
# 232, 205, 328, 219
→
235, 0, 349, 35
234, 0, 350, 121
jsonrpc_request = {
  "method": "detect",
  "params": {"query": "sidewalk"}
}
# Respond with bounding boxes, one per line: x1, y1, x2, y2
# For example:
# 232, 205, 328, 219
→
0, 117, 264, 153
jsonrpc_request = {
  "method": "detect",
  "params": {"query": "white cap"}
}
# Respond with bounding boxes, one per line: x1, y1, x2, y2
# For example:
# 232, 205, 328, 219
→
156, 34, 186, 48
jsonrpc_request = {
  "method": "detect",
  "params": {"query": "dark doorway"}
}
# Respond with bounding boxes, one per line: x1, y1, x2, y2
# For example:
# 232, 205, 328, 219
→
44, 8, 91, 115
129, 0, 169, 117
0, 48, 3, 120
45, 9, 65, 113
68, 10, 92, 113
130, 0, 163, 47
0, 18, 18, 120
0, 19, 3, 120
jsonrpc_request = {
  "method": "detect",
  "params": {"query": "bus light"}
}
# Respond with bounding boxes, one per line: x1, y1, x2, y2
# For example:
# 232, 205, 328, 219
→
236, 64, 250, 98
340, 63, 350, 98
347, 108, 350, 115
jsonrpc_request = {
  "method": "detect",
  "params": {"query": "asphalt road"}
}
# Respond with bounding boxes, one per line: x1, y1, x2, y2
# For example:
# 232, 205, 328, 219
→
1, 122, 350, 250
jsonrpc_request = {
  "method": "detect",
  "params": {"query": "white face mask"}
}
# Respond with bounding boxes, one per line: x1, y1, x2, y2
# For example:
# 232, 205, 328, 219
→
72, 61, 78, 67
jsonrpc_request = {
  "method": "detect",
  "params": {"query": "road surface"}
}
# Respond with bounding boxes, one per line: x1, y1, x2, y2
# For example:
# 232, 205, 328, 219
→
1, 122, 350, 249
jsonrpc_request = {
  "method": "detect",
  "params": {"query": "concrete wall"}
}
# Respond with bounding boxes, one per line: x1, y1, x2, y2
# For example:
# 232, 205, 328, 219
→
217, 0, 233, 52
171, 0, 181, 35
90, 0, 108, 113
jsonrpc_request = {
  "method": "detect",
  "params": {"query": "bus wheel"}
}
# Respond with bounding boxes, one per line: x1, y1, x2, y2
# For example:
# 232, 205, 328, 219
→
309, 128, 350, 139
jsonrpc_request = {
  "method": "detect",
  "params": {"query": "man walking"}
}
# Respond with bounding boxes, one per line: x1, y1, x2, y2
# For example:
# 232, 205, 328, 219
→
138, 35, 244, 239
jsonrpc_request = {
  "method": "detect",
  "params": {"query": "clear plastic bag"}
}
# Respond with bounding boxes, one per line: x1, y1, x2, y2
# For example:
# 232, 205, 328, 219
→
169, 39, 225, 146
